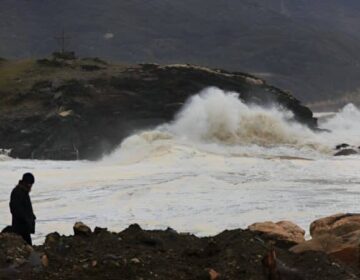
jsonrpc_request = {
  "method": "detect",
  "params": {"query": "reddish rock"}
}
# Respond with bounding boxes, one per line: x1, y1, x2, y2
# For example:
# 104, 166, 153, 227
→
329, 247, 359, 267
291, 213, 360, 267
41, 254, 49, 267
208, 268, 220, 280
248, 221, 305, 244
290, 234, 341, 254
310, 213, 360, 238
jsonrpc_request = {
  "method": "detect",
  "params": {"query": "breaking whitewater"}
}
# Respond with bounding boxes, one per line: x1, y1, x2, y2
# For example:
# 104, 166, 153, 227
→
1, 87, 360, 244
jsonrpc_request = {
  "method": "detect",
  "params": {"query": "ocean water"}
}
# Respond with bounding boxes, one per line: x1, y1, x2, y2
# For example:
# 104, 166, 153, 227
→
1, 87, 360, 244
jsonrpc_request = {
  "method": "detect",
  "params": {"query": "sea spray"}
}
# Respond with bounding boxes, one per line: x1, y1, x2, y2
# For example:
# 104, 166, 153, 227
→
106, 130, 174, 163
320, 104, 360, 147
0, 149, 11, 161
163, 87, 334, 157
165, 87, 315, 147
106, 87, 332, 162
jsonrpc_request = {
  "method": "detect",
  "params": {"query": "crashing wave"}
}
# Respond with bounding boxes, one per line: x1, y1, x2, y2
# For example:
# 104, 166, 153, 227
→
108, 88, 360, 161
314, 103, 360, 151
164, 87, 321, 148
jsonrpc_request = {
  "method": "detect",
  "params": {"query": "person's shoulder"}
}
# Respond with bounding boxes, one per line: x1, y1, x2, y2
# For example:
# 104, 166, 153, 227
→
11, 185, 24, 197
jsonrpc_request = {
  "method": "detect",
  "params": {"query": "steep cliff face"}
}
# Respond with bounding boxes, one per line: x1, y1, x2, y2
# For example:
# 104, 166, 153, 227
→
0, 57, 316, 160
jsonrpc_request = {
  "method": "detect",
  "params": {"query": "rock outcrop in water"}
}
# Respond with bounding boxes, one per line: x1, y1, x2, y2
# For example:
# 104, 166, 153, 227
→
334, 144, 360, 156
0, 56, 317, 160
248, 220, 306, 244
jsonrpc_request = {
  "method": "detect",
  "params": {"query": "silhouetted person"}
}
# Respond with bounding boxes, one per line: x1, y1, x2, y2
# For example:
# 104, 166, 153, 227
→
9, 173, 36, 245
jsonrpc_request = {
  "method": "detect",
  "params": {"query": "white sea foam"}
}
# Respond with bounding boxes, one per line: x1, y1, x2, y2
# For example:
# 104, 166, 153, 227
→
0, 149, 11, 161
0, 155, 10, 161
1, 88, 360, 244
166, 87, 307, 145
319, 103, 360, 147
107, 87, 333, 161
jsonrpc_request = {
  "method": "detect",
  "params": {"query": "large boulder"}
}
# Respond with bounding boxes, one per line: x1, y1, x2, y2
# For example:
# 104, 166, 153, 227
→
310, 213, 360, 238
291, 214, 360, 266
248, 221, 305, 244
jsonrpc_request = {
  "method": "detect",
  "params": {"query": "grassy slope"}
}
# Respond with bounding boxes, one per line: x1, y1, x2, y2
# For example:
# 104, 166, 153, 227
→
0, 58, 118, 115
0, 60, 36, 92
0, 58, 128, 93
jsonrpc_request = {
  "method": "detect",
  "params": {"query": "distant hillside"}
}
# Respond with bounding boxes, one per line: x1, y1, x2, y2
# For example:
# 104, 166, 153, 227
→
1, 0, 360, 105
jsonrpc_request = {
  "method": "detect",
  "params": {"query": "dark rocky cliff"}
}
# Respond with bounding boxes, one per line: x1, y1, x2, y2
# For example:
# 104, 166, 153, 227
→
0, 57, 316, 160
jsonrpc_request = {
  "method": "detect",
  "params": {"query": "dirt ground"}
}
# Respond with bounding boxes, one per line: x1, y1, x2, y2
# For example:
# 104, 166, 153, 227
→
0, 224, 359, 280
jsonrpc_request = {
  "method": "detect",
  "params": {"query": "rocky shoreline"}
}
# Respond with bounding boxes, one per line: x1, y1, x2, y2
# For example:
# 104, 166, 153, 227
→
2, 214, 360, 280
0, 55, 317, 160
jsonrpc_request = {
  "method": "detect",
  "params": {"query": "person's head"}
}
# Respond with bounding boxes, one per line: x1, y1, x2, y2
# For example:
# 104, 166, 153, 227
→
20, 173, 35, 192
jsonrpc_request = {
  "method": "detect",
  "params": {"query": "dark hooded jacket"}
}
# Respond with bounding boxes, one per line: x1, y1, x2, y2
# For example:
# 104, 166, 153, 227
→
9, 184, 36, 235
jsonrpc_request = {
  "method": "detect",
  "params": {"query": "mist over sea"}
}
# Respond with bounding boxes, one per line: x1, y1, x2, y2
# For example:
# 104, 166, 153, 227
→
1, 88, 360, 244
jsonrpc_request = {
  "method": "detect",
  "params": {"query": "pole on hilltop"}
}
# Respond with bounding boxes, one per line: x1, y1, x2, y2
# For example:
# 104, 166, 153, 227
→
54, 29, 71, 54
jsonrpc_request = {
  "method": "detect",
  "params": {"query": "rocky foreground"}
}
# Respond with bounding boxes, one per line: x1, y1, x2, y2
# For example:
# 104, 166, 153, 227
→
0, 54, 316, 160
2, 214, 360, 280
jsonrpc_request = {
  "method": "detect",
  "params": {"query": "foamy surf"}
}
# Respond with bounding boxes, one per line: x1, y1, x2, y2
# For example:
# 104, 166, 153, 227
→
165, 87, 313, 146
1, 88, 360, 244
106, 87, 340, 162
0, 149, 11, 161
319, 104, 360, 147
